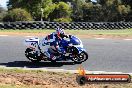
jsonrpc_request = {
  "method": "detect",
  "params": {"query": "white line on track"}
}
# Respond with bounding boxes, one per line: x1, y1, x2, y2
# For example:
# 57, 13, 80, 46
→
25, 36, 35, 37
124, 39, 132, 41
94, 38, 105, 40
94, 38, 132, 41
0, 35, 8, 36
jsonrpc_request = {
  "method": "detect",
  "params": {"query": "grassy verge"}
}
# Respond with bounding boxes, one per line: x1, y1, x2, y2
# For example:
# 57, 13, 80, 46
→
0, 68, 131, 88
0, 29, 132, 35
0, 67, 72, 76
66, 29, 132, 35
0, 68, 43, 74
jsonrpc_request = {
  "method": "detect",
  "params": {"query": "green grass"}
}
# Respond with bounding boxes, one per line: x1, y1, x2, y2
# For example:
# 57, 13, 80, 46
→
0, 29, 132, 35
0, 29, 55, 33
66, 29, 132, 35
0, 68, 52, 75
0, 67, 43, 74
0, 67, 72, 76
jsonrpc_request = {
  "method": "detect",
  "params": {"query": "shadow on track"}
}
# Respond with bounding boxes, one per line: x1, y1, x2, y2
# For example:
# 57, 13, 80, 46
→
0, 61, 75, 68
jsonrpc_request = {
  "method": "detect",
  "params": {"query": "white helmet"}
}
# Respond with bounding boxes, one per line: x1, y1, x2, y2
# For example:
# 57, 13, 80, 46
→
56, 28, 65, 39
56, 28, 65, 35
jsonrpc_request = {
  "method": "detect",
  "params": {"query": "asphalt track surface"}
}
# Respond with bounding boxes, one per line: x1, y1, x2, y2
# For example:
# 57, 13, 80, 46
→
0, 35, 132, 73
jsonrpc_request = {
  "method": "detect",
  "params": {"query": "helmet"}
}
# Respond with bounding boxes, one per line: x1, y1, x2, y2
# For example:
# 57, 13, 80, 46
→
56, 28, 65, 35
56, 28, 65, 38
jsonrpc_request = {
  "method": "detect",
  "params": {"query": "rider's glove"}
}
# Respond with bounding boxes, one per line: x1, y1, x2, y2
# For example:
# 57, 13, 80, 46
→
57, 48, 66, 54
65, 35, 69, 38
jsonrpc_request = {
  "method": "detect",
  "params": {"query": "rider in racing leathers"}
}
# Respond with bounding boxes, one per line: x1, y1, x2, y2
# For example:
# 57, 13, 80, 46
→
41, 28, 68, 61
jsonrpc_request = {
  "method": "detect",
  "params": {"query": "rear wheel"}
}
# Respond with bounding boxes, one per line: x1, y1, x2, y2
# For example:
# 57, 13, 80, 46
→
25, 48, 41, 63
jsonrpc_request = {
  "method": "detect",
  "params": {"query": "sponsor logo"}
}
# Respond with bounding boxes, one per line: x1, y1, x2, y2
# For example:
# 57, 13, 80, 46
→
76, 65, 131, 85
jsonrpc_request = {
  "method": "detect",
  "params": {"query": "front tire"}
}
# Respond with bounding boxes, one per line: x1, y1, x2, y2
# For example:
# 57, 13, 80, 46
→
79, 51, 88, 62
25, 48, 41, 63
72, 51, 88, 64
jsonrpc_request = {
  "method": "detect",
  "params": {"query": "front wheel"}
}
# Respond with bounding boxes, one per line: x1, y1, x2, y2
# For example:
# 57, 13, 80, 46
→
79, 51, 88, 62
25, 48, 41, 63
72, 51, 88, 64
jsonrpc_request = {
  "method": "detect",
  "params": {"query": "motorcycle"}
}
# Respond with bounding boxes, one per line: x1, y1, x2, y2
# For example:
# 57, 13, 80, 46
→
24, 35, 88, 64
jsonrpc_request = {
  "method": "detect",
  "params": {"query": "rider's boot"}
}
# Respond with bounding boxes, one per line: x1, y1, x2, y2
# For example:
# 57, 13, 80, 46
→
50, 54, 57, 61
44, 51, 50, 58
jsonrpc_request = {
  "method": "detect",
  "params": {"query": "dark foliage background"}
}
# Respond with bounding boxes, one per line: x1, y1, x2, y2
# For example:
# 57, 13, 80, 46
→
0, 0, 132, 22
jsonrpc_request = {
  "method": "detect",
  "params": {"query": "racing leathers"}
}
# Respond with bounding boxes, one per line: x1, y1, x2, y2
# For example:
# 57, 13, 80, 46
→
41, 32, 68, 61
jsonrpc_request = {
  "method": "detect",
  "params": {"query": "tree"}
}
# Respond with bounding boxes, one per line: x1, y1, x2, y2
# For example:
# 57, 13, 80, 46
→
0, 5, 7, 21
3, 8, 33, 22
122, 0, 132, 7
121, 0, 132, 21
50, 2, 72, 22
117, 4, 131, 21
117, 5, 131, 15
41, 0, 56, 20
72, 0, 84, 21
98, 0, 105, 5
7, 0, 55, 21
82, 2, 94, 21
85, 0, 130, 22
6, 0, 132, 22
101, 0, 119, 21
52, 0, 71, 3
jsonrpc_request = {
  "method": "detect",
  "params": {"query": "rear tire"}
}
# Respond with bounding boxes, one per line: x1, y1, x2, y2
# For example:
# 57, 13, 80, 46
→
25, 48, 41, 63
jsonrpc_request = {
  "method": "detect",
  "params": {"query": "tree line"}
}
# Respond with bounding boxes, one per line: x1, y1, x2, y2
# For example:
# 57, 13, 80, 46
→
0, 0, 132, 22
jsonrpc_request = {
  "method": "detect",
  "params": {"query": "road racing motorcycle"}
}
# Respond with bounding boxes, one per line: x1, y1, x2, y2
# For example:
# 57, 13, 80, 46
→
24, 35, 88, 64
